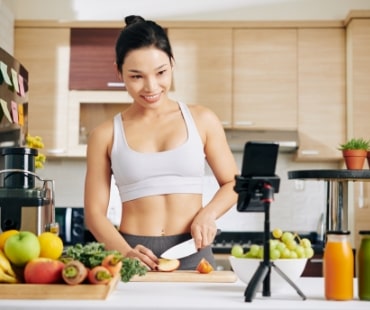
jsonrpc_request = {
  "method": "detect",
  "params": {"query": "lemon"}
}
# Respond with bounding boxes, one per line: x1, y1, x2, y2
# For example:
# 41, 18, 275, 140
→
38, 232, 64, 259
0, 229, 19, 250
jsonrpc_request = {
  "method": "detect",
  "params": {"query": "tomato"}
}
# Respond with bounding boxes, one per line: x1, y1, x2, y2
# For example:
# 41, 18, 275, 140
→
196, 258, 214, 274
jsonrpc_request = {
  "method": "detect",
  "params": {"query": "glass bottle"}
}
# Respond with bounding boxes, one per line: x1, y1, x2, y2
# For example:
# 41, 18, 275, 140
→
323, 231, 354, 300
358, 230, 370, 300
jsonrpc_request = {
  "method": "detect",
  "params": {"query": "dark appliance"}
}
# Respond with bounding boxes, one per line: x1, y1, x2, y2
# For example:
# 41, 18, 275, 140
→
55, 207, 85, 245
0, 147, 57, 234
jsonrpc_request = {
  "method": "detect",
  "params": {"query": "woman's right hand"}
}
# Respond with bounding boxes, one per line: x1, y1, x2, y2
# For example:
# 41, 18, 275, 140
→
125, 244, 159, 270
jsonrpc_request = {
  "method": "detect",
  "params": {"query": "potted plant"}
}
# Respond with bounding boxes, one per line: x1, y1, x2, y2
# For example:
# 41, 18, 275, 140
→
338, 138, 370, 170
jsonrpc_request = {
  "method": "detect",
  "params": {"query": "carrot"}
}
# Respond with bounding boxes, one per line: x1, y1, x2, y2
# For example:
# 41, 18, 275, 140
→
62, 260, 88, 285
88, 265, 112, 284
101, 253, 123, 276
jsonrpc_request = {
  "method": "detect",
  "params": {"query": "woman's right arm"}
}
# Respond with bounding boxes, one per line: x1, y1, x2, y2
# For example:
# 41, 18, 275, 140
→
83, 121, 158, 269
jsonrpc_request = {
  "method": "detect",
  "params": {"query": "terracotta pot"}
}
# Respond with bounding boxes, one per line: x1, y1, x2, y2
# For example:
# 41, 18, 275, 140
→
342, 149, 367, 170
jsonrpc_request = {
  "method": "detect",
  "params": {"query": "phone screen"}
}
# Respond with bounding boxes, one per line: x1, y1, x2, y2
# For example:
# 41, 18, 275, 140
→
241, 141, 279, 177
236, 141, 280, 212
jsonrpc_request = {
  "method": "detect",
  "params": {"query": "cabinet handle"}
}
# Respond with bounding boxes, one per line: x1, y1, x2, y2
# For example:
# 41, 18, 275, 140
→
46, 148, 66, 155
234, 121, 254, 126
300, 150, 320, 155
107, 82, 125, 88
310, 258, 323, 263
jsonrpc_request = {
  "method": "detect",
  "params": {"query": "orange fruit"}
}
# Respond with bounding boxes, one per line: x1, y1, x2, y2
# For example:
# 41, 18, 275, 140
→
38, 232, 64, 260
0, 229, 19, 250
196, 258, 214, 274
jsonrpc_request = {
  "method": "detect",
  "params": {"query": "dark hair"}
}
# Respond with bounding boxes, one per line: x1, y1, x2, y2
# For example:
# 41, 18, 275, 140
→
115, 15, 174, 72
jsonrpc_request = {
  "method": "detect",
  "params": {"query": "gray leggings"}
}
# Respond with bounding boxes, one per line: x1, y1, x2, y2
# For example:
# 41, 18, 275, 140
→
120, 232, 216, 270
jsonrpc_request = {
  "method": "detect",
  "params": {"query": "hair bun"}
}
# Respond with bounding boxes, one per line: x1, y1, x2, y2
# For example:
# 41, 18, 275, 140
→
125, 15, 145, 26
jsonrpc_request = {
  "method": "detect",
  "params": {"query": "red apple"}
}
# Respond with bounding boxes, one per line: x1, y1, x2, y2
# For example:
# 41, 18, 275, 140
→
24, 257, 65, 284
157, 258, 180, 272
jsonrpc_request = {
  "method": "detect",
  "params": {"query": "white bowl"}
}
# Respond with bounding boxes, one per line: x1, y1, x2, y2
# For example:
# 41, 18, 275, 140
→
229, 256, 307, 292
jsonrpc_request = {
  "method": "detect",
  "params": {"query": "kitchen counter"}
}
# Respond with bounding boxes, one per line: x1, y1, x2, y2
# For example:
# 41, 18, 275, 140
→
0, 277, 368, 310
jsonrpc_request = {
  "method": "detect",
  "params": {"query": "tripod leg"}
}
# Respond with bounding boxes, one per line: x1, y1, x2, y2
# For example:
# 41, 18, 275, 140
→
244, 262, 270, 302
270, 262, 306, 300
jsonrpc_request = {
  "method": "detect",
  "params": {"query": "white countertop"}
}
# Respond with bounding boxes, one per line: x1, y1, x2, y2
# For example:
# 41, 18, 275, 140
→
0, 278, 368, 310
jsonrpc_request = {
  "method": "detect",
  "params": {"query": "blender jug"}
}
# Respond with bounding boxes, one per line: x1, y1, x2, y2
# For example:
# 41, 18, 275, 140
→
0, 147, 58, 234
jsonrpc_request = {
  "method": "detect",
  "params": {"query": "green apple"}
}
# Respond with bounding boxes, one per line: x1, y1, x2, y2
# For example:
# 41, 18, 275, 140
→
4, 231, 40, 266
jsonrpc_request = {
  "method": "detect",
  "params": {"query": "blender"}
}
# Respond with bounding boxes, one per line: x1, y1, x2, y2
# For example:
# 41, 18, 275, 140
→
0, 147, 58, 234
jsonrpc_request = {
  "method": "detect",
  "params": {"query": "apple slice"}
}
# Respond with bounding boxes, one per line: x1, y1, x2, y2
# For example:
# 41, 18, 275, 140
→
157, 258, 180, 272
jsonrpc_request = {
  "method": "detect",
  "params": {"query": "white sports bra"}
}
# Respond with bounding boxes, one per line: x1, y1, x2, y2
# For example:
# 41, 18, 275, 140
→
111, 102, 205, 202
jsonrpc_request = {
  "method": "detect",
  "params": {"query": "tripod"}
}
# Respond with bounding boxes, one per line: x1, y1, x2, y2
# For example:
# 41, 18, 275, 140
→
242, 182, 306, 302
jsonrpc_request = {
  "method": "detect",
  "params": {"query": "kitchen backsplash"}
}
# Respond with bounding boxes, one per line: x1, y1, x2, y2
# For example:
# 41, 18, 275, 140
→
38, 152, 340, 232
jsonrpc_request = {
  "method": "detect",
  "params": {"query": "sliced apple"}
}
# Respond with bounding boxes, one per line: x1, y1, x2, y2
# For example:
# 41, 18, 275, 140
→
157, 258, 180, 272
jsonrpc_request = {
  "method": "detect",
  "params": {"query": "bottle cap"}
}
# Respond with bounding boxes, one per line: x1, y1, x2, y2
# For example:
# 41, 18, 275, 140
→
326, 230, 350, 235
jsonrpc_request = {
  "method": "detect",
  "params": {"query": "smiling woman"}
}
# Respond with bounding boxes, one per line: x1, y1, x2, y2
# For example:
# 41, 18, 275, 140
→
83, 15, 239, 271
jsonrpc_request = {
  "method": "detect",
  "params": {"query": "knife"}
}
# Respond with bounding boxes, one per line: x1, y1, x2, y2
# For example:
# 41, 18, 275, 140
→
160, 238, 198, 259
160, 229, 221, 259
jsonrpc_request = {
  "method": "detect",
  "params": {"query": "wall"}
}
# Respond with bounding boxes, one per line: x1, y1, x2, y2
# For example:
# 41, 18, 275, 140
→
4, 0, 370, 21
0, 0, 14, 55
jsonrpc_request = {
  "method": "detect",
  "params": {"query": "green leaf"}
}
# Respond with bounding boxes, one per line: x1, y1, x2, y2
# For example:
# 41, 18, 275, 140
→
338, 138, 370, 150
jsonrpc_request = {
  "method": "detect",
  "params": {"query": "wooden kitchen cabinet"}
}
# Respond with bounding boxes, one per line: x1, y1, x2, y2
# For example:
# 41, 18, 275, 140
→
233, 29, 298, 130
67, 90, 132, 156
295, 28, 346, 161
69, 28, 124, 91
13, 19, 350, 159
168, 28, 233, 127
14, 27, 70, 153
346, 18, 370, 250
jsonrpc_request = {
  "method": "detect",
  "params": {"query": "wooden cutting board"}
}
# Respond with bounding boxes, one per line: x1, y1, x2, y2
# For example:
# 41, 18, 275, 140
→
131, 270, 237, 282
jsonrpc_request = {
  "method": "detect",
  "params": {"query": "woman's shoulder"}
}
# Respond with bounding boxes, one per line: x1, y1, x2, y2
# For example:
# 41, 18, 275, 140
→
87, 116, 116, 146
185, 103, 221, 125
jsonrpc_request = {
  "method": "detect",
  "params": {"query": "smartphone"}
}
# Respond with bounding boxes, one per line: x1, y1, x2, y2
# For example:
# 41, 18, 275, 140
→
235, 141, 280, 212
241, 141, 279, 177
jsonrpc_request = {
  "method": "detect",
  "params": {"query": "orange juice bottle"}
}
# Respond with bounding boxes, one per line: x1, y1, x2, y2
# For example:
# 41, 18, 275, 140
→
323, 231, 354, 300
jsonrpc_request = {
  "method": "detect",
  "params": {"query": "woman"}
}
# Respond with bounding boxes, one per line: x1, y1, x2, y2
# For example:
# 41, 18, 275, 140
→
84, 15, 239, 270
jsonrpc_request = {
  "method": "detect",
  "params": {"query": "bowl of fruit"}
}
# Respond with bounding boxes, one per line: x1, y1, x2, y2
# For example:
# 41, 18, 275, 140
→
229, 229, 313, 292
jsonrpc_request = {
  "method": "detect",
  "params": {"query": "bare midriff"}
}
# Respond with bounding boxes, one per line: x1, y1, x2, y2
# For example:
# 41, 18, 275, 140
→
119, 193, 203, 236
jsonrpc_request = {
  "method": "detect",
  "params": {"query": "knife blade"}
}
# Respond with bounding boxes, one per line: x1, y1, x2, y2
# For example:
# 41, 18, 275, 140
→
160, 229, 221, 259
160, 238, 198, 259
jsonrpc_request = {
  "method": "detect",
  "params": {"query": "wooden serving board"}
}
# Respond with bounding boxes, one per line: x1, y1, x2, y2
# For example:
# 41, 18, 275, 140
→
0, 274, 120, 300
131, 270, 237, 282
